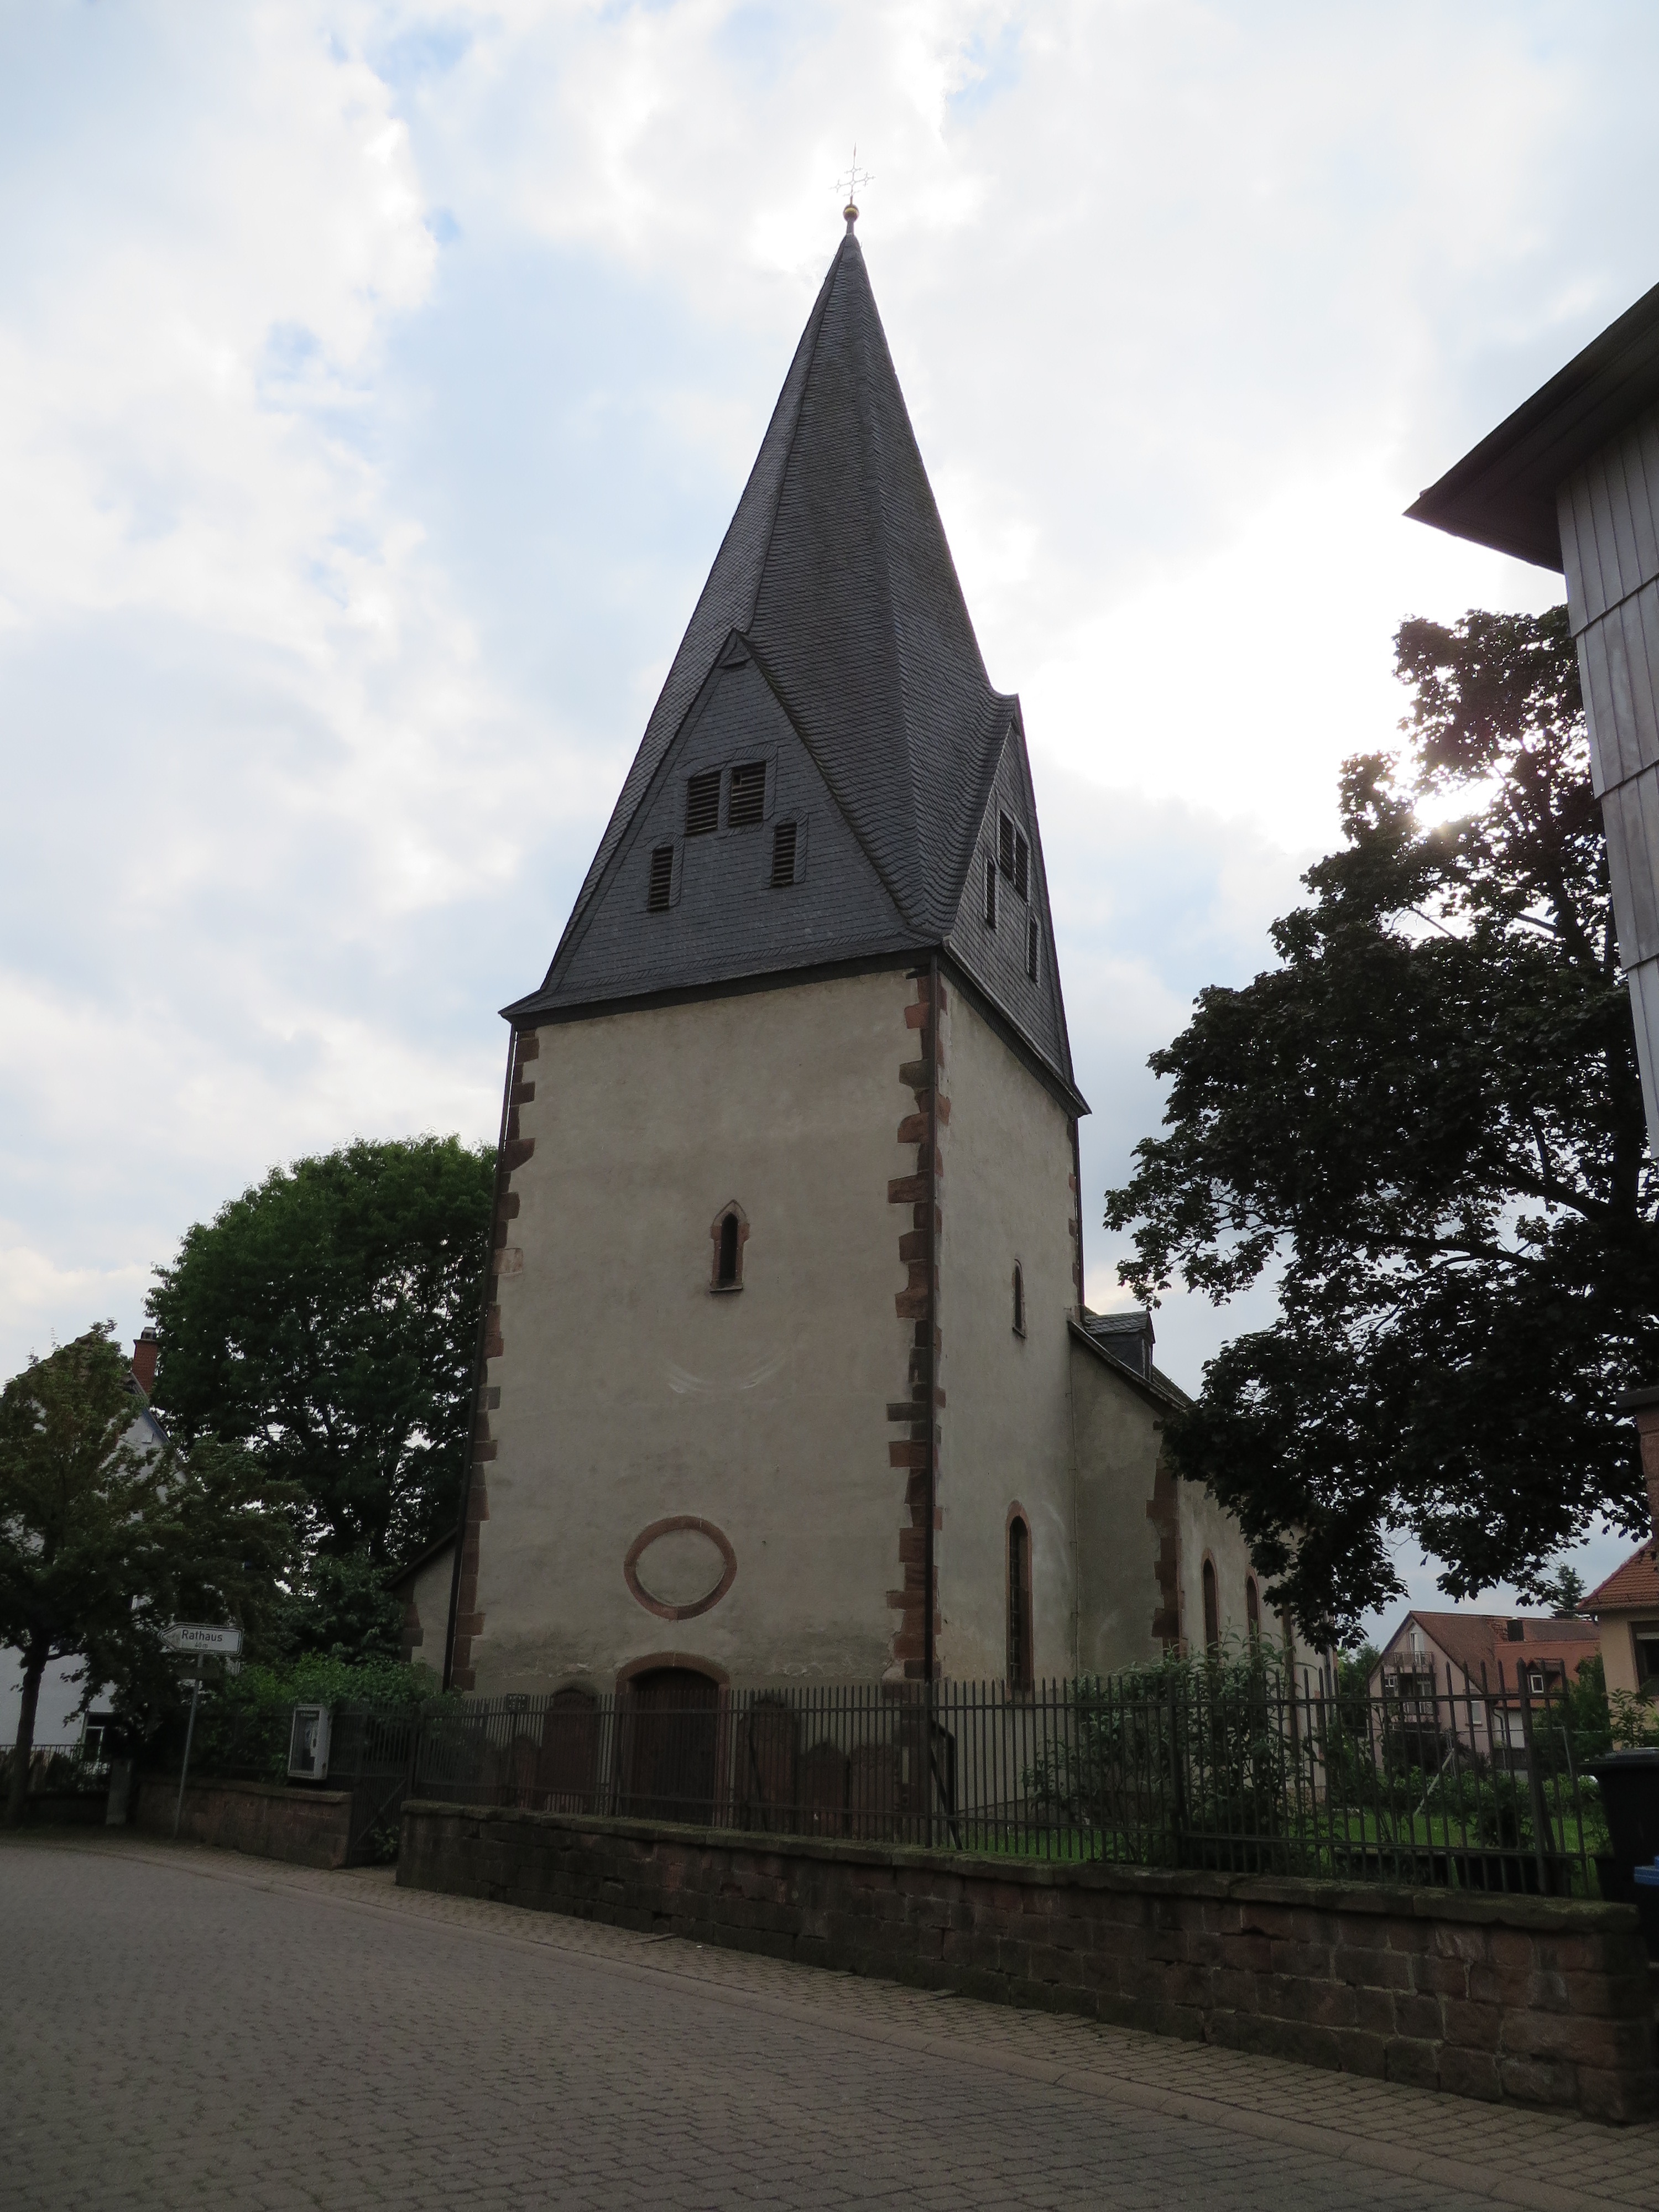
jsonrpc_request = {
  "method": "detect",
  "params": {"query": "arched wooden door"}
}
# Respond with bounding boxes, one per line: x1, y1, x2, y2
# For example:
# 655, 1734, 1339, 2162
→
623, 1667, 720, 1824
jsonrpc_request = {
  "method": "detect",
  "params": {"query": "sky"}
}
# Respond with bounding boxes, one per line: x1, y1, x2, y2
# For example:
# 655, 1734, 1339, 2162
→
3, 0, 1657, 1641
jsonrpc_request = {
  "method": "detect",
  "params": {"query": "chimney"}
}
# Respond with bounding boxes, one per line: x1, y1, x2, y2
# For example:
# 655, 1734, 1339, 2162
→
1620, 1386, 1659, 1542
131, 1327, 159, 1396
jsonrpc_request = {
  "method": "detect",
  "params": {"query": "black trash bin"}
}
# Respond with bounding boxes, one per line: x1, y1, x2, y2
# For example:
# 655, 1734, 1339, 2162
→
1587, 1750, 1659, 1944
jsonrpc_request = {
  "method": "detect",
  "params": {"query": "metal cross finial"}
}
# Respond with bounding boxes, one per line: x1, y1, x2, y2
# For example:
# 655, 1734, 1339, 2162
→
836, 147, 873, 232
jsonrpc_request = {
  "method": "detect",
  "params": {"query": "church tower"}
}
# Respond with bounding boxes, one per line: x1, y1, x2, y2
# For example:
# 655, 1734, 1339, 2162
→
450, 222, 1093, 1697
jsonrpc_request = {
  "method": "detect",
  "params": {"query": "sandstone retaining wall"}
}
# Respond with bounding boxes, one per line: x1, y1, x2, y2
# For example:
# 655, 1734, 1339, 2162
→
138, 1777, 353, 1870
400, 1801, 1658, 2123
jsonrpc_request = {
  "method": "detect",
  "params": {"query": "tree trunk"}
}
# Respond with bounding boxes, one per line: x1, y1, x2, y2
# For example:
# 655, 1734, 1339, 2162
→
5, 1640, 48, 1827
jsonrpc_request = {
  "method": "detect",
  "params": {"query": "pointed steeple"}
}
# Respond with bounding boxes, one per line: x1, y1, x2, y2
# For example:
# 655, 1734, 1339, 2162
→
512, 233, 1080, 1104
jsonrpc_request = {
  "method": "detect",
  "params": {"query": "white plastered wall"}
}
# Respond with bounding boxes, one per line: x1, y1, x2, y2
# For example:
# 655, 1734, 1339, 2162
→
935, 988, 1079, 1679
468, 969, 919, 1694
403, 1546, 454, 1676
1068, 1342, 1167, 1675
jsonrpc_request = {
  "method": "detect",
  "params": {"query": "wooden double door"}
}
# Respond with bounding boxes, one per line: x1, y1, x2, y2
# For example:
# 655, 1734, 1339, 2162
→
623, 1667, 719, 1824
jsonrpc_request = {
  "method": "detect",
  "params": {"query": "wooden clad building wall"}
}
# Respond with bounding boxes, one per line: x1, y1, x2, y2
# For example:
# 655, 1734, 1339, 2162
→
1558, 404, 1659, 1151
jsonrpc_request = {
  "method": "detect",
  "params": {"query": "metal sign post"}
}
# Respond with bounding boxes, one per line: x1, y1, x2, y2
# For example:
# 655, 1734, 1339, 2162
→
163, 1623, 243, 1842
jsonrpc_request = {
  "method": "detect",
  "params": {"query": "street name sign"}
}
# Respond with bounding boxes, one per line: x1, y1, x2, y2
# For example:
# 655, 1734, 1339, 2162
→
163, 1622, 244, 1657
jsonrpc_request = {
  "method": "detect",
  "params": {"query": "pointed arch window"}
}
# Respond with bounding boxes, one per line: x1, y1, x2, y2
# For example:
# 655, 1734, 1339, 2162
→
1202, 1557, 1220, 1654
710, 1202, 748, 1291
1007, 1512, 1034, 1690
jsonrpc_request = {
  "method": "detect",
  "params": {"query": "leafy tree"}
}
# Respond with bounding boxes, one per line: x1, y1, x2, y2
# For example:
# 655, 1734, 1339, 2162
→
1107, 609, 1659, 1639
0, 1325, 295, 1822
148, 1136, 495, 1567
1562, 1651, 1614, 1761
267, 1552, 406, 1666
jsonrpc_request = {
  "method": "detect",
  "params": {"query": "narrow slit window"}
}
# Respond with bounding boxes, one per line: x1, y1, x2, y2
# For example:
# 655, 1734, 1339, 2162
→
1011, 1261, 1025, 1337
1014, 831, 1029, 901
770, 820, 798, 887
1245, 1575, 1260, 1644
646, 844, 674, 912
1025, 914, 1039, 980
1202, 1558, 1220, 1653
729, 761, 766, 828
983, 853, 997, 928
998, 811, 1015, 879
686, 770, 721, 837
709, 1202, 748, 1291
1007, 1516, 1033, 1689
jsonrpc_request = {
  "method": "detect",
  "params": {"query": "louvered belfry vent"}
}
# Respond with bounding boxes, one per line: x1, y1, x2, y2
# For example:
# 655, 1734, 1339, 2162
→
729, 761, 766, 828
1026, 913, 1039, 980
983, 853, 997, 928
686, 770, 721, 837
770, 820, 799, 887
998, 811, 1030, 900
647, 844, 674, 913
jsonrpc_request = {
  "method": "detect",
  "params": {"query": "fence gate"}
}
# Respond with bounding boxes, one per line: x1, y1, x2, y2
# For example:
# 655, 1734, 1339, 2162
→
328, 1709, 421, 1864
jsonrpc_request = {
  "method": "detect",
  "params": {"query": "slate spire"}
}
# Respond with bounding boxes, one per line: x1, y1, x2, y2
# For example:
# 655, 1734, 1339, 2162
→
512, 231, 1079, 1103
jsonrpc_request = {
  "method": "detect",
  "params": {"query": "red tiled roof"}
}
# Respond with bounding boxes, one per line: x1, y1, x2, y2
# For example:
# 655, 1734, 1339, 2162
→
1378, 1610, 1598, 1691
1585, 1544, 1659, 1614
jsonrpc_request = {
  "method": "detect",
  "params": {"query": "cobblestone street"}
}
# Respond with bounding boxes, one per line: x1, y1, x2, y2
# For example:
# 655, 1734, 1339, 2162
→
3, 1834, 1655, 2212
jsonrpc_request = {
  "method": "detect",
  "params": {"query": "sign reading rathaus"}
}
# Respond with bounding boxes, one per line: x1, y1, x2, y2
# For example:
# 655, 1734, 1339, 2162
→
411, 217, 1297, 1705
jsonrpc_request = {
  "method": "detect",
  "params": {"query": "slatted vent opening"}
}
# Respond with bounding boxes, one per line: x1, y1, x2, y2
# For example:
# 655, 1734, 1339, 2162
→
728, 761, 766, 828
770, 820, 798, 887
983, 853, 997, 928
998, 811, 1030, 899
1026, 914, 1039, 980
686, 770, 721, 837
647, 844, 674, 912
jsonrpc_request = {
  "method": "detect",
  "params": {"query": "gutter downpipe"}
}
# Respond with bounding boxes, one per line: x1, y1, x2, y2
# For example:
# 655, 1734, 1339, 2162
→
924, 949, 941, 1848
925, 949, 940, 1692
442, 1027, 518, 1692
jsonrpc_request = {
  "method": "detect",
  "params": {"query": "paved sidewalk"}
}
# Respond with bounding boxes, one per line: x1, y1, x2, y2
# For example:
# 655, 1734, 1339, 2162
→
3, 1832, 1655, 2211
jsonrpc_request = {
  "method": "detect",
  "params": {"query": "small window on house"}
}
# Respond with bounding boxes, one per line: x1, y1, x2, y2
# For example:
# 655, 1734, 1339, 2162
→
1245, 1576, 1260, 1643
983, 853, 997, 928
713, 1208, 743, 1290
1635, 1629, 1659, 1683
729, 761, 766, 828
1528, 1669, 1546, 1696
770, 821, 798, 887
1025, 914, 1039, 981
1007, 1515, 1033, 1689
1202, 1558, 1220, 1653
1013, 831, 1029, 902
646, 844, 674, 912
1011, 1262, 1025, 1337
999, 811, 1015, 879
686, 770, 721, 837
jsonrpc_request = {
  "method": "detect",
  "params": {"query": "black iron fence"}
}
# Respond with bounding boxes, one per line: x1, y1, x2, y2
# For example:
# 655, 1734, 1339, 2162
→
405, 1656, 1607, 1896
0, 1741, 109, 1801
